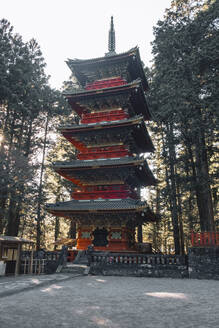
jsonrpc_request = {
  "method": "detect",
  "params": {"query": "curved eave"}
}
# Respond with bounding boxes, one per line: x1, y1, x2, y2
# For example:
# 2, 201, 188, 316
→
60, 115, 143, 131
63, 80, 151, 120
46, 199, 159, 222
66, 47, 149, 91
67, 47, 138, 66
53, 157, 157, 187
60, 116, 154, 153
63, 79, 141, 97
46, 199, 147, 213
53, 157, 145, 170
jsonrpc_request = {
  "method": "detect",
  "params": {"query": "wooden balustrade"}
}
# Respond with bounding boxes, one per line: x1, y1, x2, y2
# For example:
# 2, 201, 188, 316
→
20, 259, 47, 275
81, 110, 129, 124
191, 231, 219, 247
90, 252, 187, 266
21, 250, 59, 261
72, 185, 137, 200
77, 145, 130, 160
20, 251, 61, 275
85, 77, 126, 90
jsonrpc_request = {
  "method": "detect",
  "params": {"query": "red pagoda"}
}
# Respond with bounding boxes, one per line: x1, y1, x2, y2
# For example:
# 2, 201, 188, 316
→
46, 17, 158, 253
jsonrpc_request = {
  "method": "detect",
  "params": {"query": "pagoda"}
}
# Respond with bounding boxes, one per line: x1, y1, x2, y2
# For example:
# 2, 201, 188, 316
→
46, 17, 158, 253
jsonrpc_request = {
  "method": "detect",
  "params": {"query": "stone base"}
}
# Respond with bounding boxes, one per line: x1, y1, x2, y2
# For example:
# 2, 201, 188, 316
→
188, 247, 219, 280
90, 263, 188, 278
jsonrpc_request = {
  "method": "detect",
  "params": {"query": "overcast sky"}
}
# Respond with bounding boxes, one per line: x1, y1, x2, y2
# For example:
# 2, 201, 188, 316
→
1, 0, 172, 89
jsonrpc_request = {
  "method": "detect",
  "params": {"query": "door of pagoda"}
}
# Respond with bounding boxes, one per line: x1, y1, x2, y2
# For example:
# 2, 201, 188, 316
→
92, 227, 109, 247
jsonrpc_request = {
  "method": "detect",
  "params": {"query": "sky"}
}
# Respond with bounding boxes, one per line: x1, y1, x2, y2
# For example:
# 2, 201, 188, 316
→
1, 0, 172, 89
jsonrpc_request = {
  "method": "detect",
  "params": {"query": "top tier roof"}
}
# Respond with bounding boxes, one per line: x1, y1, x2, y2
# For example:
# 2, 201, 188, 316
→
66, 47, 149, 91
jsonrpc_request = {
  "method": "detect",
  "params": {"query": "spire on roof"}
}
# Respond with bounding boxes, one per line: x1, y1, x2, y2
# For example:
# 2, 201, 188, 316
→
106, 16, 116, 56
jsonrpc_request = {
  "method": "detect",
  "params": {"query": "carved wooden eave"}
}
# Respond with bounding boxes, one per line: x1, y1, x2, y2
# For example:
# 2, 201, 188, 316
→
63, 79, 151, 120
53, 157, 156, 187
66, 47, 149, 91
60, 115, 154, 153
45, 198, 159, 226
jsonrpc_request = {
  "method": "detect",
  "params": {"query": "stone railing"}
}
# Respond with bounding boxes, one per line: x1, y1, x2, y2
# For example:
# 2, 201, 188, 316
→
90, 252, 187, 266
88, 251, 188, 278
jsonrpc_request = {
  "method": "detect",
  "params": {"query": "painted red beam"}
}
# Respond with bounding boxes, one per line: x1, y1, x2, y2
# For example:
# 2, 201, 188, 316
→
77, 145, 130, 160
72, 184, 138, 200
81, 109, 129, 124
191, 231, 219, 247
85, 77, 126, 90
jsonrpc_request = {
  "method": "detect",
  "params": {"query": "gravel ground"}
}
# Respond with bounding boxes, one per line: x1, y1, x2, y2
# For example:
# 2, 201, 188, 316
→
0, 273, 77, 298
0, 275, 218, 328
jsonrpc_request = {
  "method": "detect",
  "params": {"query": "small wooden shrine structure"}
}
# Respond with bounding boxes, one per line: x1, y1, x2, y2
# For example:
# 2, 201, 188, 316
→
46, 17, 158, 253
0, 235, 34, 275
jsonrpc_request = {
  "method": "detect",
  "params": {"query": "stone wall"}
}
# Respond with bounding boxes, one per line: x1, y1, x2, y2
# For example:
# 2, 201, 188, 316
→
89, 253, 188, 278
90, 262, 188, 278
89, 248, 219, 280
188, 247, 219, 280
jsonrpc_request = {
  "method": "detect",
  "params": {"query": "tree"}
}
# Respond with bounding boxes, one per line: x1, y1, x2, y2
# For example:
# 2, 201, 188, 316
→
148, 0, 218, 252
0, 19, 64, 241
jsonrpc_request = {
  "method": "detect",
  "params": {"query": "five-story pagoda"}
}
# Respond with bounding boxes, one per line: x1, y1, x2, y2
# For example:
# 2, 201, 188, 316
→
46, 17, 158, 252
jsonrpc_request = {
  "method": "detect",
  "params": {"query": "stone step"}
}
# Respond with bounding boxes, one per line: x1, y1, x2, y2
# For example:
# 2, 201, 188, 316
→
73, 250, 89, 265
60, 264, 89, 275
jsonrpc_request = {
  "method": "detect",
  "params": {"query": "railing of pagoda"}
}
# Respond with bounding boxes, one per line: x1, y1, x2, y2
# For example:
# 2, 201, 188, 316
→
77, 145, 130, 160
89, 252, 187, 266
72, 185, 138, 200
190, 231, 219, 247
85, 77, 126, 90
81, 109, 129, 124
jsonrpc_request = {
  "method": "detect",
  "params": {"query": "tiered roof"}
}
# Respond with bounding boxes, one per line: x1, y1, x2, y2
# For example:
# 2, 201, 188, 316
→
60, 116, 154, 153
46, 198, 158, 224
64, 79, 151, 120
66, 47, 149, 91
53, 156, 156, 187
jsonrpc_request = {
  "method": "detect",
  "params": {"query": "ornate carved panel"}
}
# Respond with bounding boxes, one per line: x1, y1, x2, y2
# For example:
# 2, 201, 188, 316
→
81, 231, 91, 239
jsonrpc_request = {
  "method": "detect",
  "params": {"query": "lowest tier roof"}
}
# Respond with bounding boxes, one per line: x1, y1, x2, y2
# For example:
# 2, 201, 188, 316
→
46, 198, 159, 224
47, 198, 147, 212
66, 47, 149, 91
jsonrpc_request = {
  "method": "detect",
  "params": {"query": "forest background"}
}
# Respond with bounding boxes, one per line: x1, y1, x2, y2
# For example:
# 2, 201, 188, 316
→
0, 0, 218, 254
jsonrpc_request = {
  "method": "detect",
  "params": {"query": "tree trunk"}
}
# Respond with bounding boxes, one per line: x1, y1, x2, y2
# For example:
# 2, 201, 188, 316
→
166, 123, 180, 254
6, 193, 18, 236
194, 112, 215, 231
36, 114, 49, 250
183, 117, 215, 232
137, 224, 143, 243
69, 220, 76, 239
176, 174, 185, 255
54, 217, 60, 251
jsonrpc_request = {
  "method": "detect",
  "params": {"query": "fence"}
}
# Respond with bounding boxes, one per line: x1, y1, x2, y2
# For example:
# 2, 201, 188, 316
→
20, 259, 47, 275
21, 251, 59, 261
191, 232, 219, 247
20, 251, 60, 275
